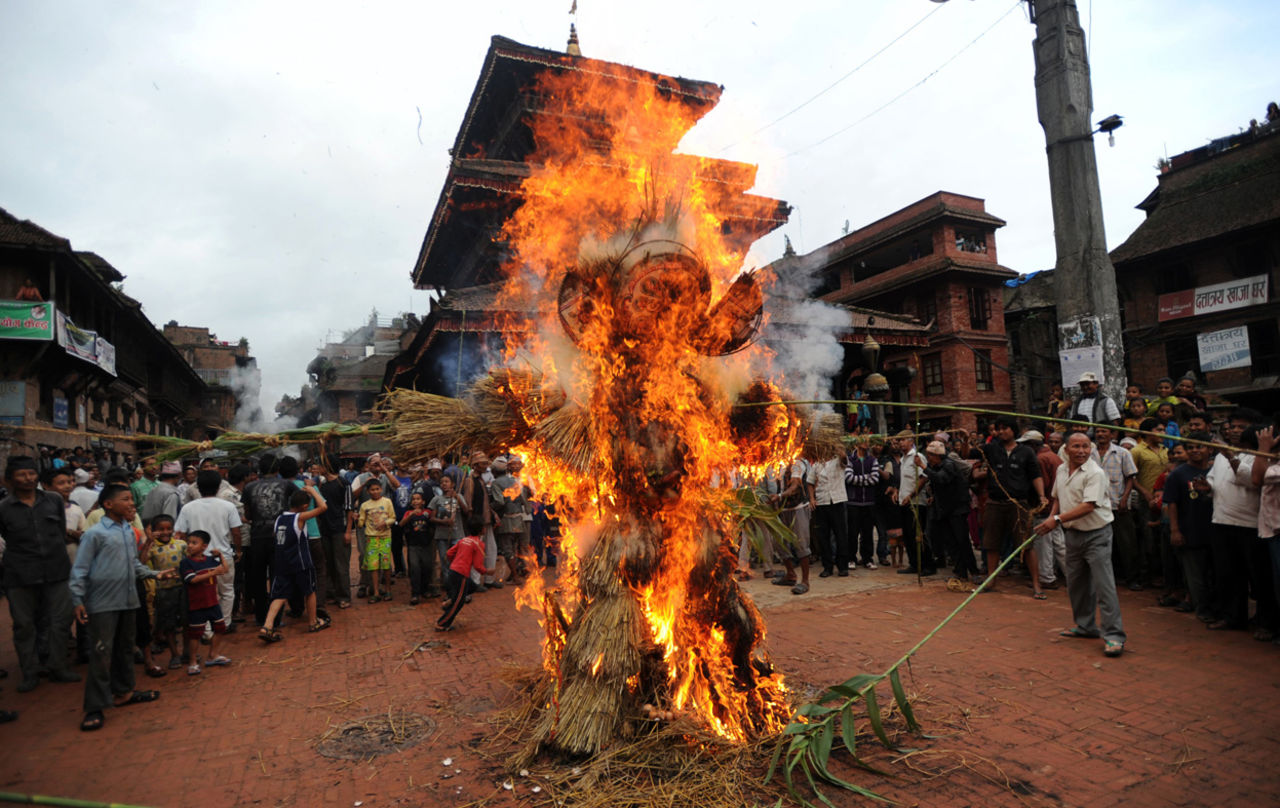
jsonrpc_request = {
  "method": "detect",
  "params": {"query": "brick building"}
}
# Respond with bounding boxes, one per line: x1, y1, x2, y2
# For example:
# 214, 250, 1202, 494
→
1110, 120, 1280, 414
0, 207, 208, 462
787, 192, 1018, 433
162, 322, 258, 434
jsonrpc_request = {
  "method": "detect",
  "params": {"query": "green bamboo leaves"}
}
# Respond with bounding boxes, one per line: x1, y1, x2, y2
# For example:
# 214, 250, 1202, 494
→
766, 532, 1039, 805
728, 486, 797, 560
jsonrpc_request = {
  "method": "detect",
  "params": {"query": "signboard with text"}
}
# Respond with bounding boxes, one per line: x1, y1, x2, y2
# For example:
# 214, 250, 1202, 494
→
0, 301, 54, 341
1158, 274, 1269, 322
1197, 326, 1251, 372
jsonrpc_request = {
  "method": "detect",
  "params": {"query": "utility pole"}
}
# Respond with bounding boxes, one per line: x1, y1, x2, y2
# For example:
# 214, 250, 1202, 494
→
1029, 0, 1128, 399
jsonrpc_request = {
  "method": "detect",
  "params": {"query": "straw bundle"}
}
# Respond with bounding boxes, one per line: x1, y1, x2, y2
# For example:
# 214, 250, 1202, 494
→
469, 368, 566, 433
802, 411, 844, 461
379, 389, 493, 461
532, 404, 599, 475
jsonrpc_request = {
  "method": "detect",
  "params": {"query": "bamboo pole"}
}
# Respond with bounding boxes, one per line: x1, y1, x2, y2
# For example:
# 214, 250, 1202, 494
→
737, 398, 1280, 461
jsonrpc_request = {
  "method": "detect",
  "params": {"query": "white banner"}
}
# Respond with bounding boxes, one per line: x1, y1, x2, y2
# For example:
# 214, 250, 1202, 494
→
1059, 345, 1105, 386
1197, 326, 1251, 372
1193, 274, 1268, 317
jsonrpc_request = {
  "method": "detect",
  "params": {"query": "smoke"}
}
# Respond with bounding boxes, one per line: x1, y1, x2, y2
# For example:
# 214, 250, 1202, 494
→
754, 251, 851, 409
229, 364, 298, 433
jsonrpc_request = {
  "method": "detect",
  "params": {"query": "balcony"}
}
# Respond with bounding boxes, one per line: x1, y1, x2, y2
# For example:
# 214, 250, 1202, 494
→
195, 367, 234, 387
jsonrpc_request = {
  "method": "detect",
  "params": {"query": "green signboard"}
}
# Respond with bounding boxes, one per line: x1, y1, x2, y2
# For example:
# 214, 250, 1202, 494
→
0, 301, 55, 341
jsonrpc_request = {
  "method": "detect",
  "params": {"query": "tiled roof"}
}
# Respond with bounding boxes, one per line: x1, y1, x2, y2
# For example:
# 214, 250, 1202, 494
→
1111, 127, 1280, 266
0, 207, 71, 249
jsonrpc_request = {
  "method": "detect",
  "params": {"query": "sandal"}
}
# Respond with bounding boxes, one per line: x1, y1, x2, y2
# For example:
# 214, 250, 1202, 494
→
257, 628, 284, 644
772, 576, 798, 587
145, 665, 167, 678
1059, 627, 1100, 639
118, 690, 160, 706
205, 656, 232, 667
338, 600, 351, 609
790, 582, 809, 595
167, 657, 184, 670
1033, 592, 1048, 600
1103, 641, 1124, 657
187, 663, 202, 676
80, 711, 104, 732
308, 620, 331, 633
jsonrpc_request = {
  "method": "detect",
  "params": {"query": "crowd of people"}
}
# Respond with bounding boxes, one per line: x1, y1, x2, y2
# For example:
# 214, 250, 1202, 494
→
0, 447, 561, 731
0, 370, 1276, 732
740, 371, 1280, 661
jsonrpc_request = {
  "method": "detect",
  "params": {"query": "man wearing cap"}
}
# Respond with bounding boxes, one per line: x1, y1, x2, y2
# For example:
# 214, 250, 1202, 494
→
69, 468, 100, 514
139, 462, 183, 524
0, 457, 81, 691
922, 441, 977, 583
1068, 372, 1121, 430
1037, 432, 1125, 657
894, 431, 936, 576
489, 457, 528, 581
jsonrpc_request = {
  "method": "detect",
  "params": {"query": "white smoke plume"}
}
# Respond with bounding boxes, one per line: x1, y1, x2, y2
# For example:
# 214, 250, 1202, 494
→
229, 364, 298, 433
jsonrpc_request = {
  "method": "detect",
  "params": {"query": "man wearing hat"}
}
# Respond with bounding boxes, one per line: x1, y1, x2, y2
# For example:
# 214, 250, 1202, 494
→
69, 468, 100, 514
0, 457, 81, 692
489, 456, 528, 581
139, 462, 183, 524
922, 441, 978, 583
1068, 372, 1121, 431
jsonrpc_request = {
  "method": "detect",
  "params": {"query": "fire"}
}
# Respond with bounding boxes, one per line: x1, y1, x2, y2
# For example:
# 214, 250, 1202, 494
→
488, 61, 799, 752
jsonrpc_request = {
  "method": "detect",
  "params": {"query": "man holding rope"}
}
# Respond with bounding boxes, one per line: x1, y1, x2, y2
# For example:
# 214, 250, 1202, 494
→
1037, 432, 1126, 658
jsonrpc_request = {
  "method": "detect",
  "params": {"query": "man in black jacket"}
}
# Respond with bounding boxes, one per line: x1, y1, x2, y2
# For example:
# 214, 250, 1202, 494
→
923, 441, 978, 583
0, 457, 81, 692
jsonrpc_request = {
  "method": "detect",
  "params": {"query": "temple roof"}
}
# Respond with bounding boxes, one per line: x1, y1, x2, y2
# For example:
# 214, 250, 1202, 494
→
1111, 125, 1280, 266
410, 35, 788, 291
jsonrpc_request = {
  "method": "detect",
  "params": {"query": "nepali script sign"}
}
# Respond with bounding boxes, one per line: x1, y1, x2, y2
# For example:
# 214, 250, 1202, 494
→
0, 301, 55, 341
1197, 326, 1251, 372
1158, 274, 1269, 322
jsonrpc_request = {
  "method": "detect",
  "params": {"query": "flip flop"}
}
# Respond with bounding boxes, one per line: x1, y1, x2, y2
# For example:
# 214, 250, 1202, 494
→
790, 582, 809, 595
118, 690, 160, 706
1103, 641, 1124, 657
80, 711, 104, 731
1033, 592, 1048, 600
1059, 627, 1100, 639
145, 665, 167, 678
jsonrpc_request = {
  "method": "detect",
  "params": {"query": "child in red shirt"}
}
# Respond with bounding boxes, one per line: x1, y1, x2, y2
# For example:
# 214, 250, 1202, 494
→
436, 534, 493, 632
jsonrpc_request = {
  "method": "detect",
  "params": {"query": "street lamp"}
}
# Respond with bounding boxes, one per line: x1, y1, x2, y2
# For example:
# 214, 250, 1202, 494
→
861, 320, 889, 434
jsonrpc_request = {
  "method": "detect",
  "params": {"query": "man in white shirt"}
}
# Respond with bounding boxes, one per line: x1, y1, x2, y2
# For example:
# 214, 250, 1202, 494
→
811, 455, 850, 579
69, 468, 100, 514
174, 470, 243, 629
1037, 432, 1125, 657
894, 433, 936, 576
1205, 408, 1264, 634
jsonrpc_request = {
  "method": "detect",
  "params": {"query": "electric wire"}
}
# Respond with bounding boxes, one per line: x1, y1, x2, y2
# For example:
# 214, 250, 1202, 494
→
717, 1, 948, 154
781, 0, 1023, 161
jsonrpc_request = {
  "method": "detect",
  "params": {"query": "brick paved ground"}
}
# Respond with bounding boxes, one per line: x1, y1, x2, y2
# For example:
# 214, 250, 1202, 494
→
1, 565, 1277, 807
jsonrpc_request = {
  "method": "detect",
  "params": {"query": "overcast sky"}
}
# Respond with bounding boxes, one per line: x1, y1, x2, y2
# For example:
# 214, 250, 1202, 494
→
3, 1, 1277, 415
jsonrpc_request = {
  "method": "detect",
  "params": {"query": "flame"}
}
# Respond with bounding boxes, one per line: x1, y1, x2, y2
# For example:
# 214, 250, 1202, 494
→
489, 62, 798, 747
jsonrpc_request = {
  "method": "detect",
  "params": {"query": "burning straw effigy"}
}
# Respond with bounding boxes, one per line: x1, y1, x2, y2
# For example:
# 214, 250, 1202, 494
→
374, 59, 860, 806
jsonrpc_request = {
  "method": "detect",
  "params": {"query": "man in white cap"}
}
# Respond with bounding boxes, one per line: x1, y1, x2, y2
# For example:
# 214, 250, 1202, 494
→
69, 468, 100, 514
1068, 372, 1121, 430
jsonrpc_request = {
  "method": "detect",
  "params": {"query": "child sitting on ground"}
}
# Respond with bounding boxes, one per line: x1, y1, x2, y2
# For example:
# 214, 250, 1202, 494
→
179, 531, 231, 675
69, 484, 174, 732
259, 484, 328, 641
436, 532, 494, 632
145, 514, 187, 672
357, 479, 396, 602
